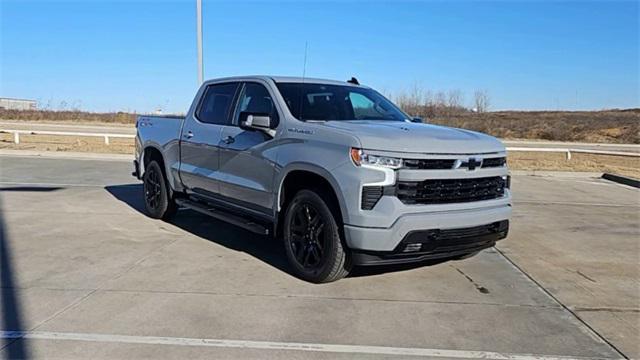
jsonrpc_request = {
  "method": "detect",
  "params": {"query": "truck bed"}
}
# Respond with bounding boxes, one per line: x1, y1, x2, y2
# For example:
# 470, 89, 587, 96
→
136, 115, 184, 159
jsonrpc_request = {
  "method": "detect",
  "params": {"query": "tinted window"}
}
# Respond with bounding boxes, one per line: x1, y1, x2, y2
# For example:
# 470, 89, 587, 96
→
196, 82, 239, 125
276, 82, 408, 121
234, 83, 279, 127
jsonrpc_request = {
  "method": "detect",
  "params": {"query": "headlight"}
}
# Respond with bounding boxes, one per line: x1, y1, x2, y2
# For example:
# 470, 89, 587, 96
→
350, 148, 402, 169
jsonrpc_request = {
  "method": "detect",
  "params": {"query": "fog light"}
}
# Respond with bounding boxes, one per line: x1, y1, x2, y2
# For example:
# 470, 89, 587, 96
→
502, 175, 511, 189
403, 243, 422, 253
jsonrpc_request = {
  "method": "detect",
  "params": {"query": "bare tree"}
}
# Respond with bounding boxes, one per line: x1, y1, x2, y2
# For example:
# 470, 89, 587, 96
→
434, 91, 447, 109
395, 82, 424, 116
474, 90, 490, 113
447, 90, 463, 109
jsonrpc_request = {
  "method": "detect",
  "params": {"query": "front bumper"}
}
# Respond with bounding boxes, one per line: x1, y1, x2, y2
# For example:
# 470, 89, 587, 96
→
351, 220, 508, 266
344, 203, 511, 253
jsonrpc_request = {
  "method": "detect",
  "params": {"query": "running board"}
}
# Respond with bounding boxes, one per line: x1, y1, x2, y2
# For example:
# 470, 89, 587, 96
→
175, 198, 270, 236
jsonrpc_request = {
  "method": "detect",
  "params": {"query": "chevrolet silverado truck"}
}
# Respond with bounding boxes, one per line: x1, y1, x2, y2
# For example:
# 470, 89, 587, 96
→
133, 76, 511, 283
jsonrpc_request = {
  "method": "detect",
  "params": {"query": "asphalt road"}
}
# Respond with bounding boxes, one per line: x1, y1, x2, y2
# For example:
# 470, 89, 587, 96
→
1, 121, 638, 152
0, 155, 638, 359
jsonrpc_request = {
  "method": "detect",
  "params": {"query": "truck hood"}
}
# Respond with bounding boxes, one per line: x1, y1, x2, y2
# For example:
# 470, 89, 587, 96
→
320, 120, 504, 154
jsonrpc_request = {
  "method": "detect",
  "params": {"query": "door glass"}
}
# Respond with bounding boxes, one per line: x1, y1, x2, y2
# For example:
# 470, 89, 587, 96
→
234, 83, 279, 127
196, 83, 239, 125
348, 92, 394, 120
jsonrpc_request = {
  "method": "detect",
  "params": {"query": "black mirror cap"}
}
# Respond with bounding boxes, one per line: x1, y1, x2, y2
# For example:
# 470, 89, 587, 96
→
411, 116, 423, 123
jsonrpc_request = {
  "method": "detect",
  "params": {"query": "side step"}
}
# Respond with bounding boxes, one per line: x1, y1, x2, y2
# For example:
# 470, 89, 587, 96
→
175, 198, 270, 236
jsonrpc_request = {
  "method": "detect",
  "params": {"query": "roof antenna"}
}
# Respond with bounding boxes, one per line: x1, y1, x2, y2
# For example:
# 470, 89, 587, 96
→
298, 41, 308, 120
302, 41, 308, 81
347, 77, 359, 85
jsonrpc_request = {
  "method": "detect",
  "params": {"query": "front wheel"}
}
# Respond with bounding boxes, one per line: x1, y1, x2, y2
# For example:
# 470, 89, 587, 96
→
283, 189, 351, 283
143, 160, 177, 220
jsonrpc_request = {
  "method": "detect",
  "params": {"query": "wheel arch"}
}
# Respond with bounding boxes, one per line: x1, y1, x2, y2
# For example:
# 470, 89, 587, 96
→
141, 145, 177, 196
142, 145, 165, 174
275, 164, 348, 236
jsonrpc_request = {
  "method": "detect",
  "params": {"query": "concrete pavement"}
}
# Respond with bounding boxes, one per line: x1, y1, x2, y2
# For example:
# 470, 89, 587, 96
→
0, 155, 637, 359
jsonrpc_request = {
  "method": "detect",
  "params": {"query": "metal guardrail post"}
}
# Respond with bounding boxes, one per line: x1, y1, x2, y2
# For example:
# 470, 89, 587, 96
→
104, 136, 110, 145
13, 132, 19, 144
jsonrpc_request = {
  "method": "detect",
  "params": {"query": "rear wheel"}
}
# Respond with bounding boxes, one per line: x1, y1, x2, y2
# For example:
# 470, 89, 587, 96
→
143, 160, 177, 220
283, 189, 351, 283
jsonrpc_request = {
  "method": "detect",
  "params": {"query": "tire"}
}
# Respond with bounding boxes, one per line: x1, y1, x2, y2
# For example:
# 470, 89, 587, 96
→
143, 160, 177, 220
283, 189, 351, 283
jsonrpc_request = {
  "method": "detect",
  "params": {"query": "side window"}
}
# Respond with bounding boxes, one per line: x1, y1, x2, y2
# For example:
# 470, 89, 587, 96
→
196, 82, 239, 125
234, 83, 279, 127
349, 92, 379, 120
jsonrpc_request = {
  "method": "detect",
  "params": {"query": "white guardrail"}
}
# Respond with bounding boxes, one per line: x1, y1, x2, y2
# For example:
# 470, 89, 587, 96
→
1, 129, 135, 145
1, 129, 639, 158
505, 147, 639, 159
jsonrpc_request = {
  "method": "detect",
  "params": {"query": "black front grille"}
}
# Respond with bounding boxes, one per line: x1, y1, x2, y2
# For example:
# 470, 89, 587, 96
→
402, 157, 506, 170
482, 157, 506, 168
361, 186, 383, 210
403, 159, 456, 170
396, 176, 506, 205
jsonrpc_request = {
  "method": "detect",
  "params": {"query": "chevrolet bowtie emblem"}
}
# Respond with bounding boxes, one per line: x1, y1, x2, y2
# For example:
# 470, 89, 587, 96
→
454, 158, 482, 170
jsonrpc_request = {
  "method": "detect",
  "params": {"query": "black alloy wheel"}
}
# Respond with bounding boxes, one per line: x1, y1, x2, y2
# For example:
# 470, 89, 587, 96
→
143, 160, 177, 220
283, 189, 351, 283
289, 202, 326, 269
144, 165, 162, 211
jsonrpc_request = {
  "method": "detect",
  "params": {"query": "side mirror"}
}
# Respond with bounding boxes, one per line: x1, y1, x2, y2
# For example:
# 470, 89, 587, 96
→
240, 112, 274, 136
411, 116, 423, 123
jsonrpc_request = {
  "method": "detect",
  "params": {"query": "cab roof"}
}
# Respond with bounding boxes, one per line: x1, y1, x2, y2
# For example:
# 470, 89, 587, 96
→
205, 75, 367, 87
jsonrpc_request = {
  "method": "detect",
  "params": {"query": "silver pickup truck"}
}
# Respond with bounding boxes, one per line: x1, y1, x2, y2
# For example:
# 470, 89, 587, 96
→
134, 76, 511, 282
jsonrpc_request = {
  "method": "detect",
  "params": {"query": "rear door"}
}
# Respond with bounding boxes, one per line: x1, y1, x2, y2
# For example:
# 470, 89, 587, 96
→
179, 82, 240, 197
217, 82, 280, 215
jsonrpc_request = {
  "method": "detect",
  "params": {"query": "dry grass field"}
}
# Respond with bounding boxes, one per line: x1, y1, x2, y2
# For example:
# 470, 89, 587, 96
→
0, 132, 134, 154
426, 109, 640, 144
0, 109, 137, 124
508, 151, 639, 178
1, 108, 638, 143
2, 132, 638, 178
1, 108, 638, 178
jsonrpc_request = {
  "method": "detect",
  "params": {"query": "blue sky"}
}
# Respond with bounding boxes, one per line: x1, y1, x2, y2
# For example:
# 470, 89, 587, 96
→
1, 0, 638, 113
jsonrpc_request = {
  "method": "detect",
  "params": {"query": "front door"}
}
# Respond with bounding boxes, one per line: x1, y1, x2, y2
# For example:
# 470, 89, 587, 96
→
179, 82, 240, 197
218, 82, 280, 215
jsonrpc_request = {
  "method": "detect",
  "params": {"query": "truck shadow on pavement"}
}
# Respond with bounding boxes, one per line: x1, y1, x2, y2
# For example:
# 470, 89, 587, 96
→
105, 184, 447, 280
105, 184, 293, 275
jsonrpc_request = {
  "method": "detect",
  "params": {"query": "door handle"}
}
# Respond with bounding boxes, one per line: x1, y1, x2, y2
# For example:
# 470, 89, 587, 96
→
223, 135, 235, 144
184, 131, 194, 139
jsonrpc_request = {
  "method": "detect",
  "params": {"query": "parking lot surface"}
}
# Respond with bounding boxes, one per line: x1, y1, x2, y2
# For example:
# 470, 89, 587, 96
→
1, 155, 638, 359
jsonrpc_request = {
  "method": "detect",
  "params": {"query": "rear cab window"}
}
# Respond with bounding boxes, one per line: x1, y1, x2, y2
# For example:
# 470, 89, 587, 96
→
196, 82, 240, 125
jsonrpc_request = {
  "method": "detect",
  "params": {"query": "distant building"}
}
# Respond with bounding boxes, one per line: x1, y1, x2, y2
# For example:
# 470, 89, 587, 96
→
0, 98, 37, 110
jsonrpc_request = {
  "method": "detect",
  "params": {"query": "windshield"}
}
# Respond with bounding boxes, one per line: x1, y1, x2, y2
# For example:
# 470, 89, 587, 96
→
275, 82, 409, 121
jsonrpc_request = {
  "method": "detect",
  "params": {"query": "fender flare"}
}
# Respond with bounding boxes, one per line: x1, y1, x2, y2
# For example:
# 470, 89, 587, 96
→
275, 162, 348, 222
141, 143, 178, 195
